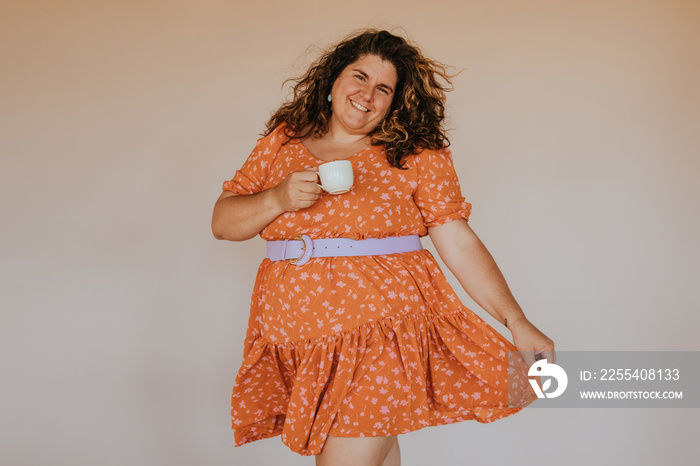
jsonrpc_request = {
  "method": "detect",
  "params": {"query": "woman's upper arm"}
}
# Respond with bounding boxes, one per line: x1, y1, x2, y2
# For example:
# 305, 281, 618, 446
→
428, 218, 476, 264
215, 190, 237, 204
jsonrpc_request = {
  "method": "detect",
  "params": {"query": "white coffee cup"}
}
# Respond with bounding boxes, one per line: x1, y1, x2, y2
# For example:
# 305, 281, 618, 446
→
316, 160, 353, 195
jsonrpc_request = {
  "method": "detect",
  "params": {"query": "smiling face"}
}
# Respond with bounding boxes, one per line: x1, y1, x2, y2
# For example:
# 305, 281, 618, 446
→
328, 54, 398, 137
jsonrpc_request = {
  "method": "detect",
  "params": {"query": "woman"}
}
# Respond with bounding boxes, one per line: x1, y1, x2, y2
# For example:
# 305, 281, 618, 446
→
212, 29, 554, 466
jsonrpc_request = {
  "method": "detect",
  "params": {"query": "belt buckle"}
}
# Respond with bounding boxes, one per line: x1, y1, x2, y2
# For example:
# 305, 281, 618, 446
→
289, 234, 313, 266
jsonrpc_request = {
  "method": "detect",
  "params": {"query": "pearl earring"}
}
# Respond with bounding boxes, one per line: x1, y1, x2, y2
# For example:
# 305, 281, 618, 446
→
327, 93, 332, 102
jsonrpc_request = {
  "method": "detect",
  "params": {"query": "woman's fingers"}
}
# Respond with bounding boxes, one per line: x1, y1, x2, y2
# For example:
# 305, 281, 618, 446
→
275, 167, 323, 212
298, 181, 323, 193
294, 166, 319, 180
538, 349, 556, 365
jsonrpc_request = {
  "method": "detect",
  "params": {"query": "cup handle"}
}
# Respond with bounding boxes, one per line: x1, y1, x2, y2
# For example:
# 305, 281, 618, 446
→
314, 172, 327, 192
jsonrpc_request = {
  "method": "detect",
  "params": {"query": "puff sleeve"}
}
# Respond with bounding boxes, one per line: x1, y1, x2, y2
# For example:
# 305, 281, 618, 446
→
222, 127, 285, 195
412, 146, 472, 227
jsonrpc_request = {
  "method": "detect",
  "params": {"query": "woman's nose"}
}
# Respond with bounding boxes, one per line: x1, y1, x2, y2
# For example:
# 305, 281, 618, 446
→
359, 85, 372, 101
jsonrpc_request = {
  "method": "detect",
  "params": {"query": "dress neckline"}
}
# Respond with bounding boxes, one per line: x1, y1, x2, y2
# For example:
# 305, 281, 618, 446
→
295, 139, 374, 163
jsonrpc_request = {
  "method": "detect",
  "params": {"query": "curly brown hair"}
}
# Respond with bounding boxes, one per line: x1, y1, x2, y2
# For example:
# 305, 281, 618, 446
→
264, 29, 454, 169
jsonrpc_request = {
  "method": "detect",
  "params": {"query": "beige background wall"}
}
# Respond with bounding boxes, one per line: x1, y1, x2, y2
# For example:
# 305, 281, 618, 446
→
1, 1, 698, 464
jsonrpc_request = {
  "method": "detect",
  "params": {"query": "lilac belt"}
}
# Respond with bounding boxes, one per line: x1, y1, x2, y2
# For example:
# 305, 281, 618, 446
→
266, 235, 423, 266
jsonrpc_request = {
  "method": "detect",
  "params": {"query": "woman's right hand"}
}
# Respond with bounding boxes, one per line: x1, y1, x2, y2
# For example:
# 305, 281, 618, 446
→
272, 168, 323, 212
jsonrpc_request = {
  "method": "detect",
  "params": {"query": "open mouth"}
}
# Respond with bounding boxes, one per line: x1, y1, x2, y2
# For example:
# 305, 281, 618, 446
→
350, 100, 370, 112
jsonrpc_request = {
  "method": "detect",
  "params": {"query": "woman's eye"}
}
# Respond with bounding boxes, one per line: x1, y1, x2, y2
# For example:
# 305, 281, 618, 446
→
355, 74, 365, 81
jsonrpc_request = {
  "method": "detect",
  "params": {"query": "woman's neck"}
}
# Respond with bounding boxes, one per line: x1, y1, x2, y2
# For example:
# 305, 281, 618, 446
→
301, 124, 373, 161
323, 121, 371, 147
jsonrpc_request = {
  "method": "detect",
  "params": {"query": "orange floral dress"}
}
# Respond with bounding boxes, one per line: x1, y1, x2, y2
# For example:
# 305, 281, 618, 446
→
222, 124, 534, 456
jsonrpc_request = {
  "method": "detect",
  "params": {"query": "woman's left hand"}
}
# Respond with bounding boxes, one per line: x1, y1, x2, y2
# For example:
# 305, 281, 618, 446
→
508, 317, 556, 366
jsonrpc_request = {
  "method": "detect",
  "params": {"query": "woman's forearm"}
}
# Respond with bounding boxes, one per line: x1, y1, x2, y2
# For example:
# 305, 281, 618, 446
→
211, 188, 285, 241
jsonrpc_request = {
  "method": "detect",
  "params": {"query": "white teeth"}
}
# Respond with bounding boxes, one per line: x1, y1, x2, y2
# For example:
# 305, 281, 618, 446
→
350, 100, 369, 112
